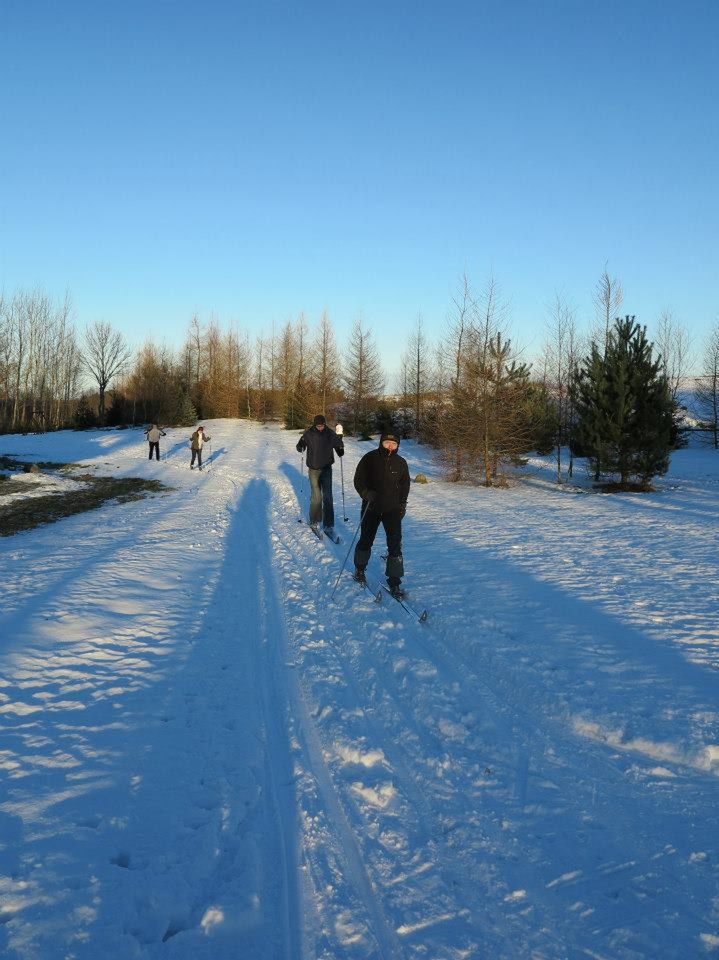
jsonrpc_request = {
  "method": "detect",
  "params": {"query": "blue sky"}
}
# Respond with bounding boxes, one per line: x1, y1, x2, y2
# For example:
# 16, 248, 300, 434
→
1, 0, 717, 371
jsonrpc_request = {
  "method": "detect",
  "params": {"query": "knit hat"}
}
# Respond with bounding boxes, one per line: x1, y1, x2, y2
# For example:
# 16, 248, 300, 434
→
313, 414, 326, 426
379, 431, 400, 447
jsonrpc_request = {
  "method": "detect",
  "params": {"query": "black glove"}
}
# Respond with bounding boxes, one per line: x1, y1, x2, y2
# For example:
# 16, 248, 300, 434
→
362, 489, 378, 503
296, 441, 304, 453
337, 445, 344, 457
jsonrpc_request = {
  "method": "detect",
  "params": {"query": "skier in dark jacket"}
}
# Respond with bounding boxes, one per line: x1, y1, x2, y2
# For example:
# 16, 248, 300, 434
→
296, 414, 344, 536
353, 430, 410, 597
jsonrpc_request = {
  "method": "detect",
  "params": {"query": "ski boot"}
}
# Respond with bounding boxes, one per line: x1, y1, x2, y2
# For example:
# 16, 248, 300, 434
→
387, 577, 405, 600
353, 566, 367, 584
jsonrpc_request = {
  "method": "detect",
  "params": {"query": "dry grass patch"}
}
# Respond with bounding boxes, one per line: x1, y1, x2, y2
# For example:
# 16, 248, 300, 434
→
0, 476, 169, 536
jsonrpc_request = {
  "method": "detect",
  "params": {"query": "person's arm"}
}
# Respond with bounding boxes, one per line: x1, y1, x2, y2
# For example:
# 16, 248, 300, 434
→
296, 431, 307, 453
353, 456, 376, 502
399, 461, 411, 504
353, 456, 366, 497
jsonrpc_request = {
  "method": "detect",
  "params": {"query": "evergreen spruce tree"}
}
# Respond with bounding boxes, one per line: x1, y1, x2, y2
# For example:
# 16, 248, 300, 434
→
576, 316, 673, 490
173, 389, 197, 427
524, 382, 556, 455
484, 333, 533, 482
74, 395, 98, 429
574, 342, 610, 480
106, 393, 129, 427
628, 322, 674, 487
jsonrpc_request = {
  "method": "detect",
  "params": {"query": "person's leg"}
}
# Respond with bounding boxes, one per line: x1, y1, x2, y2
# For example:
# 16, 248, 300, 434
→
354, 509, 382, 571
308, 468, 322, 525
319, 466, 334, 529
382, 509, 404, 586
148, 443, 153, 460
198, 448, 203, 469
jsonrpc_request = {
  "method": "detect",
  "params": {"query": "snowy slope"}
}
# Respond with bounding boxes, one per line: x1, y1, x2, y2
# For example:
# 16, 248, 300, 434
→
1, 422, 718, 959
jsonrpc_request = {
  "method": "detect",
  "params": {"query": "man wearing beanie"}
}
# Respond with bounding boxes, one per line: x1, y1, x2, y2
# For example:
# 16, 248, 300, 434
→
296, 414, 345, 538
352, 430, 410, 598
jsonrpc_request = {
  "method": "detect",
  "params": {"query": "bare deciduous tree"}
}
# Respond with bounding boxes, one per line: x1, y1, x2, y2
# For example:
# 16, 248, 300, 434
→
437, 273, 533, 486
437, 273, 474, 480
695, 323, 719, 449
543, 292, 577, 482
654, 309, 694, 405
0, 289, 81, 432
84, 321, 132, 423
399, 314, 431, 440
592, 265, 623, 351
343, 317, 384, 437
311, 310, 341, 417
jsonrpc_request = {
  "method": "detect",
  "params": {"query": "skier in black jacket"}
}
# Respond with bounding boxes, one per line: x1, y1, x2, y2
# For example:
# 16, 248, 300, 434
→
296, 414, 345, 536
353, 430, 410, 597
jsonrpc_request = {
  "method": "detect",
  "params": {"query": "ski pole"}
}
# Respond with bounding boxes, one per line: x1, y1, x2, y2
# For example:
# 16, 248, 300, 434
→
331, 501, 369, 599
298, 454, 304, 523
339, 457, 348, 522
336, 422, 348, 521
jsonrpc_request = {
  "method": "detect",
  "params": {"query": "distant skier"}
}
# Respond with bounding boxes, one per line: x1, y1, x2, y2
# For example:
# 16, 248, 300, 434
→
296, 414, 344, 537
190, 426, 211, 470
144, 423, 166, 461
353, 430, 410, 597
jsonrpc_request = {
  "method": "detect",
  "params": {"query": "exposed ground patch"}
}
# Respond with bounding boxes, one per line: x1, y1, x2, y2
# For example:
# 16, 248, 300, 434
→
0, 472, 169, 536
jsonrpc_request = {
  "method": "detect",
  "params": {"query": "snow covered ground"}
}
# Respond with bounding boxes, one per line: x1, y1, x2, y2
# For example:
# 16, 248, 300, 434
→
1, 421, 717, 960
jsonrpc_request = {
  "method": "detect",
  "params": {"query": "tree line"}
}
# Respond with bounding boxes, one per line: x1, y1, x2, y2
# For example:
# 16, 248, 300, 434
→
1, 271, 718, 491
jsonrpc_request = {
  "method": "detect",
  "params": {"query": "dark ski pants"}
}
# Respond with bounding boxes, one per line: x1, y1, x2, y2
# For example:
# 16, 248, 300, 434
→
190, 448, 203, 469
148, 442, 160, 461
354, 507, 404, 582
308, 465, 334, 527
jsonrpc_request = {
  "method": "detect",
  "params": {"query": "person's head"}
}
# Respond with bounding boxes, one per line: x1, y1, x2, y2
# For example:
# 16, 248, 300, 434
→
197, 426, 204, 433
380, 431, 400, 453
313, 414, 326, 431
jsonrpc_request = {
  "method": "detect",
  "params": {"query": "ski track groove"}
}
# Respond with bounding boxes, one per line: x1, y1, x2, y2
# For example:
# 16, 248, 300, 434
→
272, 492, 406, 959
278, 517, 484, 954
271, 469, 715, 959
272, 476, 557, 955
3, 426, 718, 960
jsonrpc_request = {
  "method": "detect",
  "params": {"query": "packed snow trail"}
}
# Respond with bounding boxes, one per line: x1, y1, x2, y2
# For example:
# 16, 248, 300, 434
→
1, 420, 718, 959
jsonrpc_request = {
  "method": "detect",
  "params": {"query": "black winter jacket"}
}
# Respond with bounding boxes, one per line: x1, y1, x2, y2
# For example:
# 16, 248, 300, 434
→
296, 426, 344, 469
353, 443, 410, 515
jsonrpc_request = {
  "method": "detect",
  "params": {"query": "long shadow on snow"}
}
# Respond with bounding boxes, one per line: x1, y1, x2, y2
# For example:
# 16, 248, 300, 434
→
409, 517, 719, 710
127, 476, 301, 951
0, 478, 302, 955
